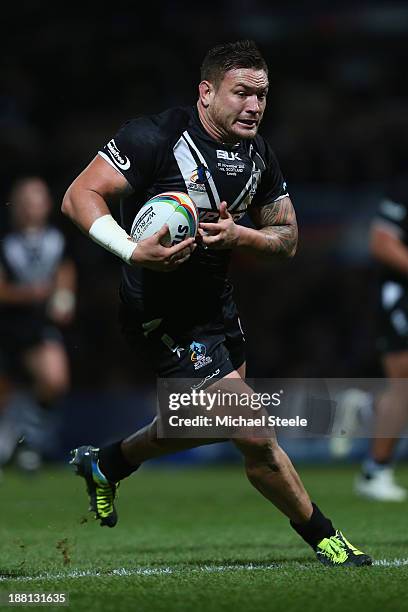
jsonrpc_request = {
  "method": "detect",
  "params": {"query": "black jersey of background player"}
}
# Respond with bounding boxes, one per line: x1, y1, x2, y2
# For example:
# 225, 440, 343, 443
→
0, 226, 66, 326
99, 106, 288, 318
375, 176, 408, 287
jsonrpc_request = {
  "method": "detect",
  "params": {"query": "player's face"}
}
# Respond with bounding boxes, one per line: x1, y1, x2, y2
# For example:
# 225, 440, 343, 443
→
208, 68, 268, 142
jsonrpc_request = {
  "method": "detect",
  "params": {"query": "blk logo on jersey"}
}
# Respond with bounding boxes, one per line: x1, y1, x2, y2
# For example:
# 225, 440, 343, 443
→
216, 150, 242, 161
189, 341, 213, 370
107, 139, 130, 170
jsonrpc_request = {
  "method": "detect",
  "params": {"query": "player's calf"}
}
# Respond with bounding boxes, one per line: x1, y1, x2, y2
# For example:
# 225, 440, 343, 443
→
234, 437, 313, 523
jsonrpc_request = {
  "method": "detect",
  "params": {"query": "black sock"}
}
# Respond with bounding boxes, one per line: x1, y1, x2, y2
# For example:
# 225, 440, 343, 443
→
98, 441, 139, 482
290, 503, 335, 550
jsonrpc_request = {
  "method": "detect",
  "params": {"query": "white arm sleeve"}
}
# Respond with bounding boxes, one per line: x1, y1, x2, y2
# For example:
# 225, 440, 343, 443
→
89, 214, 137, 264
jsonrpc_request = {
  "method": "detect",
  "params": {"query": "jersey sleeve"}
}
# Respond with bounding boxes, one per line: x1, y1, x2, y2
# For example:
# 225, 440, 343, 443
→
98, 117, 162, 191
251, 139, 289, 208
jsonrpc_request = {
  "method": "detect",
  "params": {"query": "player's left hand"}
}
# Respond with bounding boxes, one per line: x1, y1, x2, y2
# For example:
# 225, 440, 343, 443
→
198, 202, 241, 249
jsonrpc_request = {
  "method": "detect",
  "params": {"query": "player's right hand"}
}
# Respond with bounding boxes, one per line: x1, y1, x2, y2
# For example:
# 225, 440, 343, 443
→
130, 224, 196, 272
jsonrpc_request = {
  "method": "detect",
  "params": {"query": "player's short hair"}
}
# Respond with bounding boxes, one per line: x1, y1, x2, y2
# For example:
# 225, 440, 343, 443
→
201, 40, 268, 88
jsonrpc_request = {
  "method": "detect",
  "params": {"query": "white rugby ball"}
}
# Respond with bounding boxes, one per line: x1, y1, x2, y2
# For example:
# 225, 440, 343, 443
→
131, 192, 198, 247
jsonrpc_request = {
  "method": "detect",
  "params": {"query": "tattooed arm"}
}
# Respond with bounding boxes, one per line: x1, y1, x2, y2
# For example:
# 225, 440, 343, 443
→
198, 197, 297, 257
245, 196, 298, 257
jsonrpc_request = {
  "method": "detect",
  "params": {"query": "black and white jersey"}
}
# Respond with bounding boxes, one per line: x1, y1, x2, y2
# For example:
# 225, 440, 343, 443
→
0, 226, 66, 322
99, 106, 288, 318
375, 177, 408, 286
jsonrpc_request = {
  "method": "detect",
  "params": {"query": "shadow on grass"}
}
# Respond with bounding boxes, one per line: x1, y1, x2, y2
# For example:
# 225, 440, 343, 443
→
178, 557, 313, 568
118, 541, 304, 555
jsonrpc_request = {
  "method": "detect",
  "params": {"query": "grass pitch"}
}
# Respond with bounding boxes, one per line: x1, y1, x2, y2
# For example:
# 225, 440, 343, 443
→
0, 463, 407, 612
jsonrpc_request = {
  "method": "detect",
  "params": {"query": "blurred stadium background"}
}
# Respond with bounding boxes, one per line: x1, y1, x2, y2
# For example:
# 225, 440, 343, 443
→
1, 1, 408, 464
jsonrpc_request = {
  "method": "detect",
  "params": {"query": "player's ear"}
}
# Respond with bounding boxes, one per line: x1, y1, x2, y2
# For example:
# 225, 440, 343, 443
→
198, 80, 214, 108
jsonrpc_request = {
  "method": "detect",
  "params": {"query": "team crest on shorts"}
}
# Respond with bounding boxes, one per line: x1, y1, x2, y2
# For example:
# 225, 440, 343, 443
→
189, 341, 213, 370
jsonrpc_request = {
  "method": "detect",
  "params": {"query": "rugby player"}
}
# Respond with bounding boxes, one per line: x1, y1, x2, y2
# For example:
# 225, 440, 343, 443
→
355, 178, 408, 501
0, 177, 75, 471
63, 41, 371, 566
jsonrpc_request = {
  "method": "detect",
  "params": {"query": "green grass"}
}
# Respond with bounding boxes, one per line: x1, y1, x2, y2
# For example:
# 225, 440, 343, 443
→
0, 464, 407, 612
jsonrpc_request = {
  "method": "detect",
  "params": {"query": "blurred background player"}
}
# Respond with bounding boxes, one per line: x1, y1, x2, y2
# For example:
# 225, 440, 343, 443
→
0, 177, 76, 473
355, 177, 408, 501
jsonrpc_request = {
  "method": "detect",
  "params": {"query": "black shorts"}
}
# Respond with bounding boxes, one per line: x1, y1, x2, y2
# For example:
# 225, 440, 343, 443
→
377, 281, 408, 354
119, 297, 246, 383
